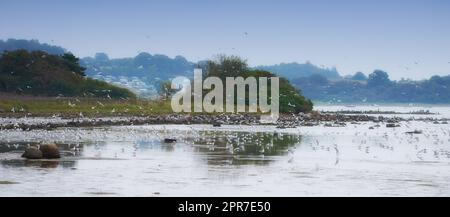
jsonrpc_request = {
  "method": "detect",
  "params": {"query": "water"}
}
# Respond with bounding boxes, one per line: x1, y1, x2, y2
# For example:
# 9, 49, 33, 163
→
1, 106, 450, 196
315, 104, 450, 119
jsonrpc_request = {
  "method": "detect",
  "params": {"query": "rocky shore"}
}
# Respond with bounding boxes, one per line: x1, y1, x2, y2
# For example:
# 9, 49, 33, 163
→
0, 112, 448, 131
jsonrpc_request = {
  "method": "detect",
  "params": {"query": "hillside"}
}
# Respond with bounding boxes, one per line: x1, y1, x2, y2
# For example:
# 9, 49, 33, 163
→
4, 39, 449, 104
0, 39, 66, 55
81, 52, 195, 97
255, 62, 341, 81
293, 71, 450, 104
0, 50, 135, 99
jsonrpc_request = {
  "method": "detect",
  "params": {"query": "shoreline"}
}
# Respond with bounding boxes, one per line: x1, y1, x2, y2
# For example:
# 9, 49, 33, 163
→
1, 112, 448, 131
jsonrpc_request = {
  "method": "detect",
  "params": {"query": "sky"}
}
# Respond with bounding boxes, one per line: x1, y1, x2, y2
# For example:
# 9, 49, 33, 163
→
1, 0, 450, 80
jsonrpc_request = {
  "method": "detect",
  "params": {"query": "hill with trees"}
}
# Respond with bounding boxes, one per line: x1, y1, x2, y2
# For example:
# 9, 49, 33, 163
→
3, 39, 449, 104
203, 55, 313, 113
81, 52, 195, 97
293, 70, 450, 104
0, 50, 135, 99
0, 39, 66, 55
255, 62, 341, 81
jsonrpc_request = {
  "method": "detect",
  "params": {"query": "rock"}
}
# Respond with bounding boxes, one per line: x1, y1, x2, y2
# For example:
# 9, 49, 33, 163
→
386, 123, 399, 128
334, 121, 347, 126
22, 147, 43, 159
368, 126, 374, 130
213, 123, 221, 127
39, 143, 60, 159
302, 122, 316, 127
433, 121, 440, 124
441, 121, 448, 124
0, 180, 19, 185
406, 130, 422, 134
164, 138, 177, 143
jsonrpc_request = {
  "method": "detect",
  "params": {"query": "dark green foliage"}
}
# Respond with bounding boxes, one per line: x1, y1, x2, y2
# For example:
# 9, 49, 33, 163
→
204, 56, 313, 113
62, 53, 86, 76
206, 55, 248, 79
159, 80, 178, 99
0, 50, 135, 99
240, 70, 313, 113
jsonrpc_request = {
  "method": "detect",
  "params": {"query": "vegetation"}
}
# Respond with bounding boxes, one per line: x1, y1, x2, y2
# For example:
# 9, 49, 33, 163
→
255, 62, 341, 81
0, 95, 172, 116
203, 55, 313, 113
81, 52, 194, 81
5, 39, 448, 104
293, 71, 450, 103
0, 50, 135, 99
0, 39, 66, 55
159, 80, 178, 100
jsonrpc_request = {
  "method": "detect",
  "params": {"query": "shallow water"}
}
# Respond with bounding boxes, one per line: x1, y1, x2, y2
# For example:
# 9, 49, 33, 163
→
315, 104, 450, 119
1, 116, 450, 196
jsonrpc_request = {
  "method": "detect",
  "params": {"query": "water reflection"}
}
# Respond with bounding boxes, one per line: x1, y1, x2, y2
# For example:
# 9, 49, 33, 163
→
0, 142, 84, 156
1, 130, 301, 168
0, 142, 82, 169
1, 123, 450, 196
186, 131, 301, 165
1, 159, 77, 169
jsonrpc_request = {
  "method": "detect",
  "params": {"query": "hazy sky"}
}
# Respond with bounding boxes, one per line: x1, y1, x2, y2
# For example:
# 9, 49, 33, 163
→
1, 0, 450, 79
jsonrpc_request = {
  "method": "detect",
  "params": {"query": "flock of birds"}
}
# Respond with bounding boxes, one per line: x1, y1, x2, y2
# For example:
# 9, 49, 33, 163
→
1, 119, 449, 167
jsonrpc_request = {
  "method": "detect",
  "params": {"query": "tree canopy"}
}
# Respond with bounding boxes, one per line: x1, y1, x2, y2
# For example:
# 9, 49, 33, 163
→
0, 50, 135, 99
368, 70, 390, 87
203, 55, 313, 113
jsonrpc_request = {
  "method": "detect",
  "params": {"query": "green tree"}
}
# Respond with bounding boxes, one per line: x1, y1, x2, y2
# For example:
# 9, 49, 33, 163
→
205, 55, 248, 79
62, 53, 86, 76
0, 50, 135, 99
159, 80, 178, 100
368, 70, 390, 87
204, 55, 313, 113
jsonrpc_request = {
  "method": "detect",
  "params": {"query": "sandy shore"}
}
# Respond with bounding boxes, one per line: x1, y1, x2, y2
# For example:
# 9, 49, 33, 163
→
0, 112, 448, 131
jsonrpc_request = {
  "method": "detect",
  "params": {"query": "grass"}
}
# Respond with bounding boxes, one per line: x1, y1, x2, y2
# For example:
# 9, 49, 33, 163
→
0, 95, 174, 117
0, 94, 278, 117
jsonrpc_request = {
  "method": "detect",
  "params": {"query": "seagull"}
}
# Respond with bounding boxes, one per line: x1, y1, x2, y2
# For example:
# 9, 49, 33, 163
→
68, 101, 76, 107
